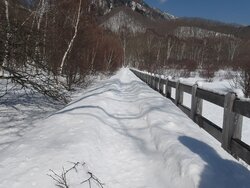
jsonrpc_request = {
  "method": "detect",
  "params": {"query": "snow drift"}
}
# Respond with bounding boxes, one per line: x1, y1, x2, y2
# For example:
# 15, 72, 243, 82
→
0, 68, 249, 188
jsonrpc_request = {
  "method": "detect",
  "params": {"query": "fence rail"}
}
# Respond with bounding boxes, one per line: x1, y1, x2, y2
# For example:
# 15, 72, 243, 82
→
130, 69, 250, 165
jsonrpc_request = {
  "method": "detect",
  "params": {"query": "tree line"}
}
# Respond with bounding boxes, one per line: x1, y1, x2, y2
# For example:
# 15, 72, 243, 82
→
121, 28, 250, 97
1, 0, 249, 98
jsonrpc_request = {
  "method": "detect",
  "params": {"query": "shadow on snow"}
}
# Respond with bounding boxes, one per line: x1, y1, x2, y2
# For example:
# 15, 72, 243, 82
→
179, 136, 250, 188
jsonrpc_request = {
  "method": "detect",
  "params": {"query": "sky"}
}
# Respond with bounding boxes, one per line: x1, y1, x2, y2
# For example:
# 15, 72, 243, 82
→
144, 0, 250, 25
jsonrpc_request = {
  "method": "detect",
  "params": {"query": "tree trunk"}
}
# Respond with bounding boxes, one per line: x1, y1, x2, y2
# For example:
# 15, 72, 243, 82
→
2, 0, 10, 68
59, 0, 82, 75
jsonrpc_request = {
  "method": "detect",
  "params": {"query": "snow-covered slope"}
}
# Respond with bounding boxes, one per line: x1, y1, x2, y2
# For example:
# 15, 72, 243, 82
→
98, 0, 177, 34
0, 68, 249, 188
96, 0, 176, 20
100, 9, 146, 33
97, 0, 240, 39
174, 26, 233, 39
153, 7, 176, 20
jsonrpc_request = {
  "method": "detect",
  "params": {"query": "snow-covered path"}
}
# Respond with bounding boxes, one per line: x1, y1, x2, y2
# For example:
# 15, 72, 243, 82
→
0, 68, 250, 188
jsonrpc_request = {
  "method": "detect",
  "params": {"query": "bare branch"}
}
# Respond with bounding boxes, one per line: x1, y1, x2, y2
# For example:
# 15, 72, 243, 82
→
48, 162, 104, 188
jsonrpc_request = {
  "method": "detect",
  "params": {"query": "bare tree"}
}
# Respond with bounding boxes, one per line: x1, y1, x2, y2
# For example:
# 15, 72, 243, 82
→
227, 38, 240, 62
59, 0, 82, 74
166, 36, 175, 61
230, 40, 250, 98
2, 0, 10, 68
214, 38, 223, 62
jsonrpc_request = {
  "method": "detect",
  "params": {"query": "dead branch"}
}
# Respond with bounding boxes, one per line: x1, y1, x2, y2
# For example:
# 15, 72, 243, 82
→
48, 161, 104, 188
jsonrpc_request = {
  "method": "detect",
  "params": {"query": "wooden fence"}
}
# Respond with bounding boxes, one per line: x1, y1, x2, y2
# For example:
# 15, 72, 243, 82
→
131, 69, 250, 165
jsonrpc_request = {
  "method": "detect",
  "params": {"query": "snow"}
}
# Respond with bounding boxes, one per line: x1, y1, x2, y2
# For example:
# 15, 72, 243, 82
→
155, 69, 250, 145
101, 10, 145, 34
174, 26, 232, 39
0, 82, 64, 152
0, 68, 250, 188
180, 78, 250, 145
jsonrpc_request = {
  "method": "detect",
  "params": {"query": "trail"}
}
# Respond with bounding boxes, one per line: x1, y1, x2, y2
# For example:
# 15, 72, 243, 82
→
0, 68, 249, 188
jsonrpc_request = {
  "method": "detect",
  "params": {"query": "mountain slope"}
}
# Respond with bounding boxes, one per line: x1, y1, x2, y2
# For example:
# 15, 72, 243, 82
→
97, 0, 250, 39
99, 6, 158, 33
95, 0, 176, 20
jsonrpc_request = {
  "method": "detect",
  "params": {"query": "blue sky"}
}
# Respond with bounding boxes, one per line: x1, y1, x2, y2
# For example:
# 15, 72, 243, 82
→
144, 0, 250, 25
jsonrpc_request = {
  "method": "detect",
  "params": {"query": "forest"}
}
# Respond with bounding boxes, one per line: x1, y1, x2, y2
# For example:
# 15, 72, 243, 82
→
0, 0, 123, 102
0, 0, 250, 99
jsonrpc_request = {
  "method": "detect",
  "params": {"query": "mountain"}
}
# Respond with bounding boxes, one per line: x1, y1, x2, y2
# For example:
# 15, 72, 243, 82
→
96, 0, 178, 34
96, 0, 250, 40
94, 0, 176, 20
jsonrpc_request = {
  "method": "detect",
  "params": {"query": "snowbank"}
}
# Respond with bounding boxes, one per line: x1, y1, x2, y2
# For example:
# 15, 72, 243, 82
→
0, 68, 249, 188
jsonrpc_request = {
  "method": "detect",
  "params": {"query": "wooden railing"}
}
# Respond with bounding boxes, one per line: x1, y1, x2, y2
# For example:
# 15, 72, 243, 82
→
131, 69, 250, 165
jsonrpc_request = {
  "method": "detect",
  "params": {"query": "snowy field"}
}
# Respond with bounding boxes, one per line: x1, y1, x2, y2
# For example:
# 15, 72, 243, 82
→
0, 68, 249, 188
